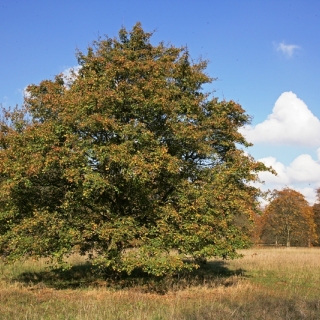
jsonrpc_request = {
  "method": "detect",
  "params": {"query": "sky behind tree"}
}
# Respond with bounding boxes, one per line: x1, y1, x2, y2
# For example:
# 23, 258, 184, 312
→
1, 0, 319, 203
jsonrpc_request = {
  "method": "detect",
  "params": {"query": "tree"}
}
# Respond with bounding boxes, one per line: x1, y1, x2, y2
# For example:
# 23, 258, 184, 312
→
0, 23, 269, 276
260, 188, 316, 247
312, 188, 320, 246
251, 210, 265, 245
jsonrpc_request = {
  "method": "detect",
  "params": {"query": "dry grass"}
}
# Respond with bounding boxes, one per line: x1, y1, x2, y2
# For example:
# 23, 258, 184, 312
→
1, 247, 320, 319
232, 247, 320, 299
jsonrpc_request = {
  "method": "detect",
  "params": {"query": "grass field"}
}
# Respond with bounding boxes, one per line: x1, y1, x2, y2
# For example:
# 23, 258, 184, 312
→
1, 247, 320, 319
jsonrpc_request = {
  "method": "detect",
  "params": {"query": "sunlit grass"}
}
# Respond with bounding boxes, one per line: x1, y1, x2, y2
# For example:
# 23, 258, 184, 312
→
1, 247, 320, 319
230, 247, 320, 299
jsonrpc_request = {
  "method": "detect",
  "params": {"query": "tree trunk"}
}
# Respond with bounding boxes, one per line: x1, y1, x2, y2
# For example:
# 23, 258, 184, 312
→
286, 229, 290, 247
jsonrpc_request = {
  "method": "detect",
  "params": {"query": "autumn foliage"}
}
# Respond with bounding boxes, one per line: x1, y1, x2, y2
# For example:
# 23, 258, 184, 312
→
312, 188, 320, 246
260, 188, 317, 247
0, 23, 268, 275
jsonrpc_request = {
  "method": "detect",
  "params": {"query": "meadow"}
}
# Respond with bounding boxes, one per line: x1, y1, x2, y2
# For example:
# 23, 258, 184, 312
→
1, 247, 320, 319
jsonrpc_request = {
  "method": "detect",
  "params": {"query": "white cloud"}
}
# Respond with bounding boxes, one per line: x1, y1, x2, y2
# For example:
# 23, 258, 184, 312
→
287, 153, 320, 183
257, 152, 320, 204
258, 156, 290, 185
61, 65, 81, 88
240, 92, 320, 147
276, 42, 300, 58
259, 152, 320, 184
294, 186, 318, 205
21, 66, 81, 99
23, 86, 31, 99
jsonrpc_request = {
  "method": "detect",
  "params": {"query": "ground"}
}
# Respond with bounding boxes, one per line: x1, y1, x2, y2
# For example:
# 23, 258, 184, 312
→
1, 247, 320, 319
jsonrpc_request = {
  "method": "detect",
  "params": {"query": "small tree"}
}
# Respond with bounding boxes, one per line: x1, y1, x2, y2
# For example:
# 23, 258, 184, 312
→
0, 23, 268, 275
261, 188, 316, 247
312, 188, 320, 246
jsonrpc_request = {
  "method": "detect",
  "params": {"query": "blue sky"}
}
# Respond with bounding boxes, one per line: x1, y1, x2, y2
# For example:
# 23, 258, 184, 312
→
1, 0, 320, 203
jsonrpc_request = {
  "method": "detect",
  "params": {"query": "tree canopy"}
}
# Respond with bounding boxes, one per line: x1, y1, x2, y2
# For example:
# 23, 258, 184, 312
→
260, 188, 316, 247
0, 23, 268, 275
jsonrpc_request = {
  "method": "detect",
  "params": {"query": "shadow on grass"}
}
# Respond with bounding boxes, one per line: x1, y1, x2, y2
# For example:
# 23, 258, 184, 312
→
15, 260, 246, 294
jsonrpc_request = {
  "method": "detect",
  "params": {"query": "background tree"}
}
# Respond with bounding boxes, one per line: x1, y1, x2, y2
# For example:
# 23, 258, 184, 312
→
250, 210, 265, 245
312, 188, 320, 246
0, 23, 268, 276
260, 188, 316, 247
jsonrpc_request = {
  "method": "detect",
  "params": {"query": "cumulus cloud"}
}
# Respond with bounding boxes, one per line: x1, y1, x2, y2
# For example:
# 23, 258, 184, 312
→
287, 153, 320, 183
258, 156, 290, 185
294, 186, 318, 205
257, 150, 320, 204
22, 86, 31, 99
259, 152, 320, 184
276, 42, 300, 58
21, 66, 81, 99
240, 92, 320, 147
61, 65, 81, 88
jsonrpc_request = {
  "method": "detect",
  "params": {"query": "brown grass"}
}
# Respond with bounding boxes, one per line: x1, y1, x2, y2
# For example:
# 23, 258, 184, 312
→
1, 247, 320, 319
233, 247, 320, 299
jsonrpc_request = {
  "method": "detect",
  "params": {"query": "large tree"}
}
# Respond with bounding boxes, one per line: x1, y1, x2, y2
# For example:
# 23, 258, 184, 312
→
0, 23, 268, 275
260, 188, 316, 247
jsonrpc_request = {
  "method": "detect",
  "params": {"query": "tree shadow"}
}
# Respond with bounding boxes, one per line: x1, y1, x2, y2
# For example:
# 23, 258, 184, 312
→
15, 263, 100, 290
15, 260, 246, 294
